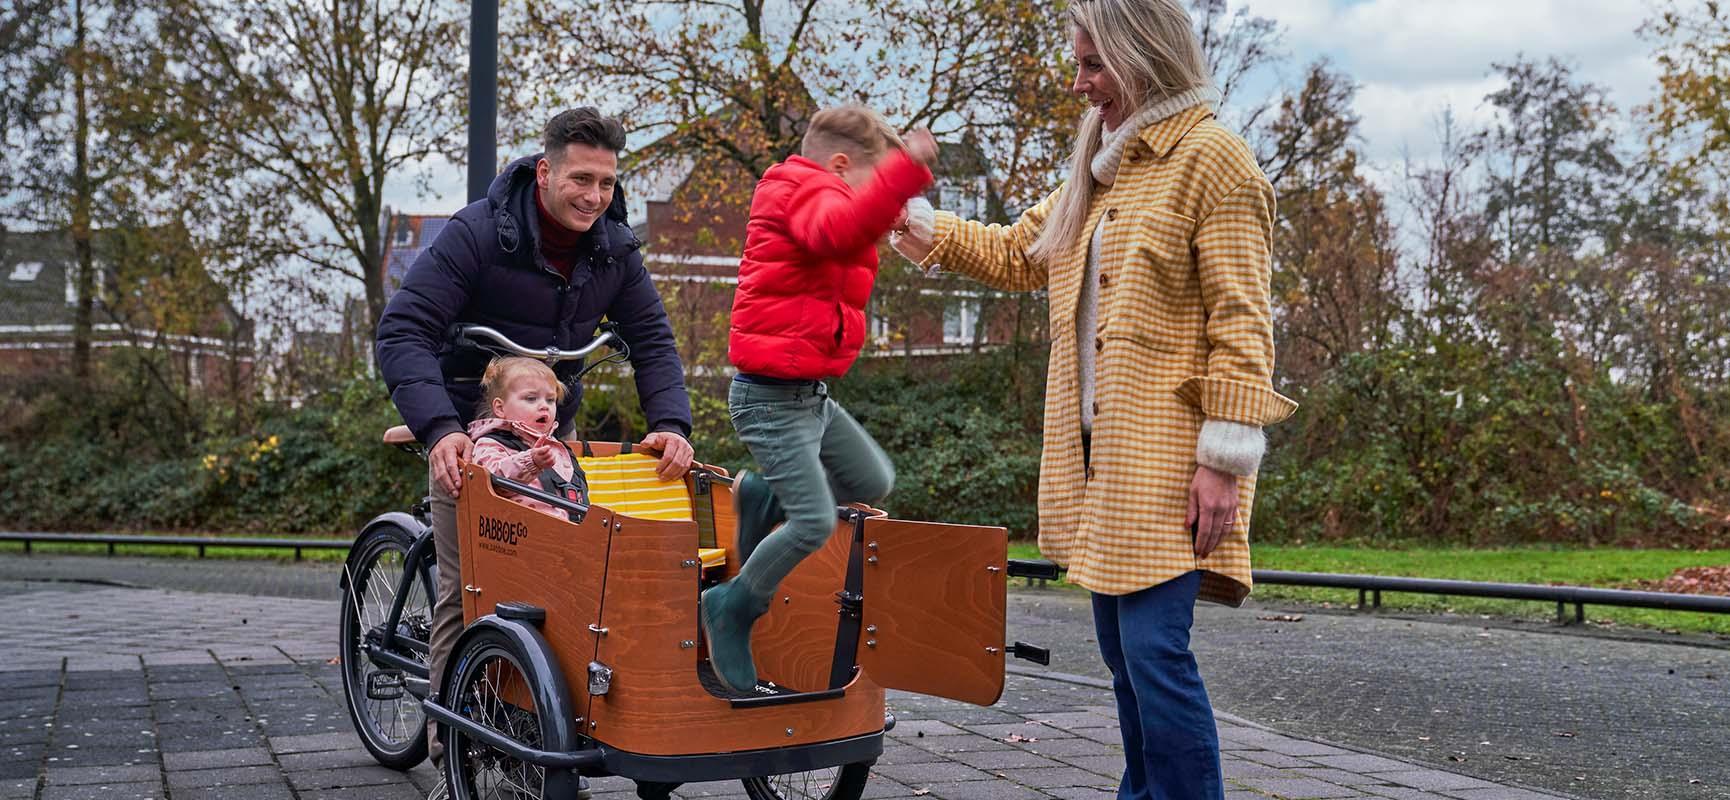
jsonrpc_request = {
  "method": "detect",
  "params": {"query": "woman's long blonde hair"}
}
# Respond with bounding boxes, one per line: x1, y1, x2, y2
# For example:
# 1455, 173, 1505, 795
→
1027, 0, 1215, 267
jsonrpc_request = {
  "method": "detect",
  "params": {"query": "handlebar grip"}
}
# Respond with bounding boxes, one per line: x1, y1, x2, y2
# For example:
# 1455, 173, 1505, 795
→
1006, 559, 1063, 580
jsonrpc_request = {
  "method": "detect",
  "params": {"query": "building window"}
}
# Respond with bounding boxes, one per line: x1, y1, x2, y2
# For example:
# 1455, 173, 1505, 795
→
939, 182, 980, 221
7, 261, 43, 282
943, 298, 980, 345
869, 311, 892, 345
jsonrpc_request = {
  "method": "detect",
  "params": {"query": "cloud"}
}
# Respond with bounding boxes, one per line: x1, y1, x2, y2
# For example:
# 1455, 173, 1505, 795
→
1351, 77, 1504, 164
1252, 0, 1651, 84
1232, 0, 1663, 168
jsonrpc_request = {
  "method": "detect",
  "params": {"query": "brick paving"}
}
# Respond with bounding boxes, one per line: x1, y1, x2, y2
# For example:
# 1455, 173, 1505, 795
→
0, 572, 1582, 800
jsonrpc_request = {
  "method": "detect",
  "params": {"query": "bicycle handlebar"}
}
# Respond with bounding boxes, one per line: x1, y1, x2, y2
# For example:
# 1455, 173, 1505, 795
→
452, 323, 625, 364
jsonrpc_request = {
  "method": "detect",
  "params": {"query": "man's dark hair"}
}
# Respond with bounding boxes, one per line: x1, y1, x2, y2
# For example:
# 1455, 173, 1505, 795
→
542, 107, 627, 160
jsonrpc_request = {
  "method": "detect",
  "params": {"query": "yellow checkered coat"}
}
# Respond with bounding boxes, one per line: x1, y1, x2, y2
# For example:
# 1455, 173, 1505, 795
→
920, 106, 1295, 604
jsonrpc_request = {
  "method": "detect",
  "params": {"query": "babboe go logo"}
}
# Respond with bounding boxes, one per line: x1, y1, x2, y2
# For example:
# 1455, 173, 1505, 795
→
477, 515, 529, 546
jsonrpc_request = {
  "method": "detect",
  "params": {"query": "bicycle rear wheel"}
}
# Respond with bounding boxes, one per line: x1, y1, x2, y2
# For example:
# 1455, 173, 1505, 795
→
741, 762, 871, 800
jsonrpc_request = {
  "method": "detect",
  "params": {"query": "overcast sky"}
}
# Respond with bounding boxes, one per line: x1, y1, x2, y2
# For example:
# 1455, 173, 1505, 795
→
378, 1, 1664, 220
1248, 0, 1658, 166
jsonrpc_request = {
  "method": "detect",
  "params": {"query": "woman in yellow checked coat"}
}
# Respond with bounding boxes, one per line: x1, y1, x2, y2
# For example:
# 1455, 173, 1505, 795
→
892, 1, 1295, 797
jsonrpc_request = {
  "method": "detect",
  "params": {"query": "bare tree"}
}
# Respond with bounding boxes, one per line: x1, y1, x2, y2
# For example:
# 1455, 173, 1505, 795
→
152, 0, 467, 335
1189, 0, 1285, 131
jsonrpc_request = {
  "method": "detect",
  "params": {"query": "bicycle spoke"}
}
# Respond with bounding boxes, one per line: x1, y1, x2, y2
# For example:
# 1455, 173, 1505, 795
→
454, 651, 543, 800
345, 541, 426, 754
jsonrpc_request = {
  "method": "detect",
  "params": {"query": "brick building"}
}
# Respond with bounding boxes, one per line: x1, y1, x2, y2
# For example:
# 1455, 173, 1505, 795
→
376, 137, 1037, 381
0, 228, 253, 390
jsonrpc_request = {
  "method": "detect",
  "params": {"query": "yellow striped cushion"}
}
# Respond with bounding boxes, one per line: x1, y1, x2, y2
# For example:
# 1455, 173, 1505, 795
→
576, 452, 693, 522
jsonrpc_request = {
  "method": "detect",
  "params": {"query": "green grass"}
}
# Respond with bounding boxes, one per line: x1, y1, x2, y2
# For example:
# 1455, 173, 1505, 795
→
1008, 542, 1730, 635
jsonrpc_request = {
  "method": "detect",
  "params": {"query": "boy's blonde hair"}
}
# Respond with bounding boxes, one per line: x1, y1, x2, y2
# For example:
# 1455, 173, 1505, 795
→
478, 357, 565, 416
801, 104, 904, 164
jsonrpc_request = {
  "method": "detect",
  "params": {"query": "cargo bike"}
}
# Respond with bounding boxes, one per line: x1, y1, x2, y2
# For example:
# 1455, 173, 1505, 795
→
338, 324, 1056, 800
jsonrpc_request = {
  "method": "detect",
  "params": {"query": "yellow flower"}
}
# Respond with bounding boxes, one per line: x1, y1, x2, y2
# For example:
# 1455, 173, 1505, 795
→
201, 454, 218, 470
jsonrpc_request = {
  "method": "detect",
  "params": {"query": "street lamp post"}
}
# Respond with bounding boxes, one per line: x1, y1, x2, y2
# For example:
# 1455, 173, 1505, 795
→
467, 0, 498, 204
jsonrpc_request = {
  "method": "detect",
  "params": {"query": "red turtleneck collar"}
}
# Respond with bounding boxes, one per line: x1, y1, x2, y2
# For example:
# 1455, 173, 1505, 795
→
534, 185, 583, 280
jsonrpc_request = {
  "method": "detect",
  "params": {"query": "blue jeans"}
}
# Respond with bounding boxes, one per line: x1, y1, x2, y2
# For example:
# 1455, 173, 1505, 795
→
1092, 571, 1223, 800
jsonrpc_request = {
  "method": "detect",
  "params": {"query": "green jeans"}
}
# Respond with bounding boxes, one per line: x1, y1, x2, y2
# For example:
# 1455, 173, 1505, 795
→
728, 378, 895, 603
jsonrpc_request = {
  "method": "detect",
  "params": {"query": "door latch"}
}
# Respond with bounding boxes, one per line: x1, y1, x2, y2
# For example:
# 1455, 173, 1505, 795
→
588, 661, 613, 696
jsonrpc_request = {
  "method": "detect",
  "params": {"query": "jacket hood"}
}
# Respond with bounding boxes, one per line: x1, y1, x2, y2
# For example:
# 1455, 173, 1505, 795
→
485, 153, 635, 260
761, 155, 842, 190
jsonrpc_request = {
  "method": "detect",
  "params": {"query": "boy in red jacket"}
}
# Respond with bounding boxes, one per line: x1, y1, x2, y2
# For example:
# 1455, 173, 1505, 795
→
702, 105, 938, 692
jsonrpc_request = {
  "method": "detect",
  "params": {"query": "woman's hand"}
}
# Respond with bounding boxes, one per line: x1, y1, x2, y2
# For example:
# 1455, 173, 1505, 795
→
890, 197, 938, 264
1187, 464, 1238, 558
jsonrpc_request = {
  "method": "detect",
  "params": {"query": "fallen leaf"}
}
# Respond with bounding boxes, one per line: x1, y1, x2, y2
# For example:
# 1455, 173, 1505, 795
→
1004, 733, 1039, 743
1553, 731, 1576, 738
1256, 614, 1304, 622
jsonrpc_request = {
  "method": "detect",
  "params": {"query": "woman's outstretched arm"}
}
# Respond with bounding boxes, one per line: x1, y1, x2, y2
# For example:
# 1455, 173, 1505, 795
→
891, 185, 1064, 292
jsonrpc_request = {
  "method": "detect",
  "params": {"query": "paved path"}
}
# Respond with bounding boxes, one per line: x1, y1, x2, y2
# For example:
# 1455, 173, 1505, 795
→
3, 556, 1724, 798
0, 556, 1598, 800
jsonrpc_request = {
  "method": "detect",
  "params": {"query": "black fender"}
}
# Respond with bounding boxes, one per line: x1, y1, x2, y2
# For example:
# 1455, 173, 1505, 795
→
435, 615, 588, 791
339, 511, 430, 591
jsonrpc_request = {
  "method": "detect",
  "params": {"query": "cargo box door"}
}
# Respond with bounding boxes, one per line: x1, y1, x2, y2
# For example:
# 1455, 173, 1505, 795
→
855, 517, 1008, 706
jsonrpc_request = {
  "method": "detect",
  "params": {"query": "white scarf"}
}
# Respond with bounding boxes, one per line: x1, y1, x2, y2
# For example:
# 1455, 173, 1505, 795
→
1089, 86, 1221, 186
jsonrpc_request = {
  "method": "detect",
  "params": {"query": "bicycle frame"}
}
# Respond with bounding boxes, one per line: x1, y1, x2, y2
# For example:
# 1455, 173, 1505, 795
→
346, 519, 438, 695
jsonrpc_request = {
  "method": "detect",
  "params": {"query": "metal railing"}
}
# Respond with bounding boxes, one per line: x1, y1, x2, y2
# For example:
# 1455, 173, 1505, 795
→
7, 534, 1728, 624
1254, 569, 1730, 624
1004, 559, 1730, 624
0, 531, 351, 561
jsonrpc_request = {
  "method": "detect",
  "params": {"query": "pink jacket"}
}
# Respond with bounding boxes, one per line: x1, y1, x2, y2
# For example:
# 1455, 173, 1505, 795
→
467, 417, 582, 519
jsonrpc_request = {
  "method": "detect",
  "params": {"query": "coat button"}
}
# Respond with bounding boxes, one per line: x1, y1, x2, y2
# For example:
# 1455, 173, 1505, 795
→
1128, 152, 1142, 164
1085, 466, 1095, 481
1094, 337, 1104, 352
1099, 273, 1111, 288
1091, 401, 1100, 416
1106, 208, 1118, 221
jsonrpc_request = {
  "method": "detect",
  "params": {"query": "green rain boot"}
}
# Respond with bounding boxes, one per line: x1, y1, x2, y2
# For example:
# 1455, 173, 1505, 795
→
699, 579, 768, 694
731, 470, 785, 566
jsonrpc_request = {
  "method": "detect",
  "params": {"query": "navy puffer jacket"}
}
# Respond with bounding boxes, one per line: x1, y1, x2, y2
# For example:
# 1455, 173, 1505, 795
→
376, 154, 692, 447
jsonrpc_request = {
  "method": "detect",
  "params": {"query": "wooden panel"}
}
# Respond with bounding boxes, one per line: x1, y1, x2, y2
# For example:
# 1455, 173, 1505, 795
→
749, 520, 855, 692
694, 470, 740, 581
585, 513, 885, 756
456, 466, 612, 718
856, 518, 1008, 706
566, 440, 627, 457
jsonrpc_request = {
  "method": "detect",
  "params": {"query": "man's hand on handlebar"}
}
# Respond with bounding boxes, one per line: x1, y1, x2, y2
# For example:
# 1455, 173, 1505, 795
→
639, 431, 694, 481
431, 432, 475, 497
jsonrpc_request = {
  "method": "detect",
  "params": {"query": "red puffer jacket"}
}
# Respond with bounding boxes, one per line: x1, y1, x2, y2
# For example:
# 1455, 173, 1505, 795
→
728, 149, 932, 379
